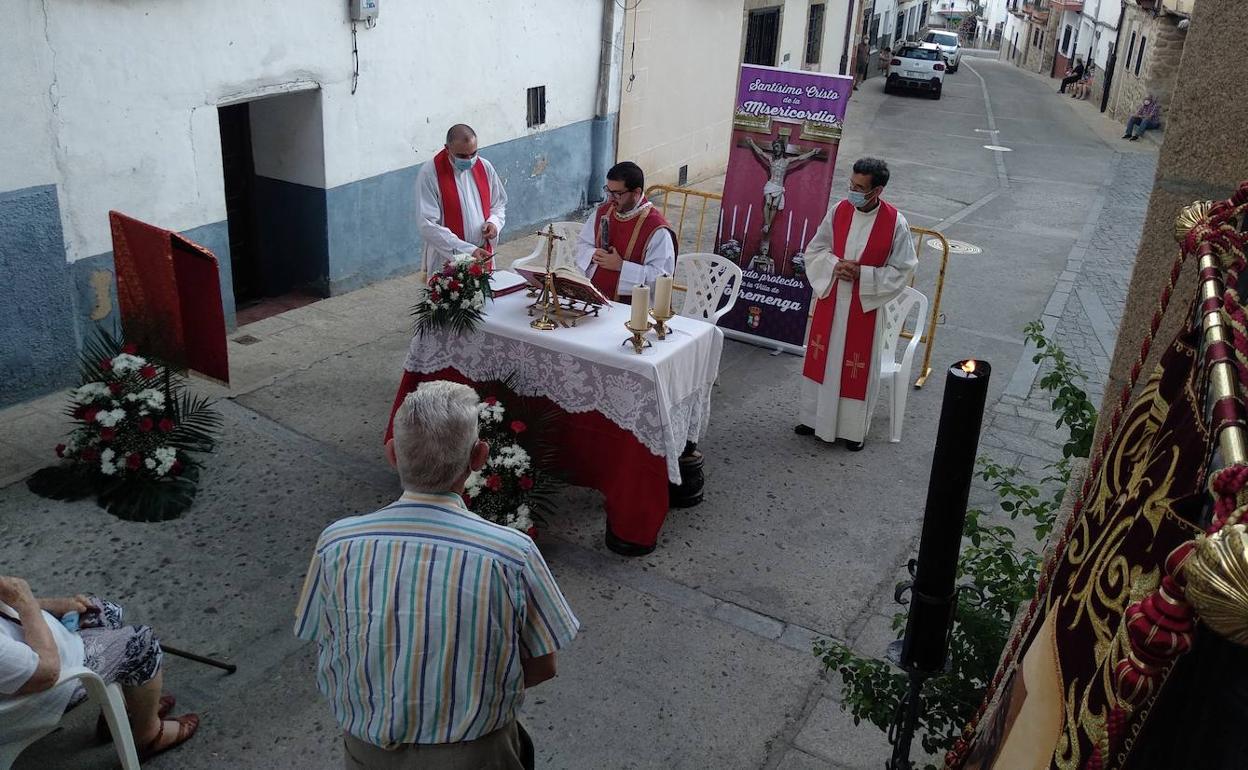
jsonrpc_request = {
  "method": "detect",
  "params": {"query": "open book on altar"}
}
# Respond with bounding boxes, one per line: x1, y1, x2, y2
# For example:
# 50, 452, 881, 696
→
513, 265, 611, 306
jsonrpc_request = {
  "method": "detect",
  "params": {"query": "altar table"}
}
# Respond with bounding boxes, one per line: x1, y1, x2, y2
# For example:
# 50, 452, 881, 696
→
386, 273, 724, 551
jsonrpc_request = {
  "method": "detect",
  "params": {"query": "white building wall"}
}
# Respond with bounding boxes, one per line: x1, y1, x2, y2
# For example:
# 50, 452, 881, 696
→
616, 0, 745, 186
0, 2, 65, 193
6, 0, 606, 265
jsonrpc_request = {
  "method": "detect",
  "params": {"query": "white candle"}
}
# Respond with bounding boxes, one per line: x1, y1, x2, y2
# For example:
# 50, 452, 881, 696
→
730, 205, 739, 241
655, 275, 673, 316
800, 218, 809, 250
785, 211, 793, 252
718, 209, 724, 242
630, 285, 649, 330
743, 205, 752, 239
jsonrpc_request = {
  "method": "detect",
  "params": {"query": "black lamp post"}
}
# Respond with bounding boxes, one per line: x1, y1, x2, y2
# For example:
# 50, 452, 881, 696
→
888, 359, 991, 770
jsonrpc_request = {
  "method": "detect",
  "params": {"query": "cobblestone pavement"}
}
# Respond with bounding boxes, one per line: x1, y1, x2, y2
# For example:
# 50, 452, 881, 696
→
989, 151, 1159, 480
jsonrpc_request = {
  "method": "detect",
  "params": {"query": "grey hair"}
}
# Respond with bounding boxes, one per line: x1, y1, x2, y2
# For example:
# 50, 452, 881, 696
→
852, 157, 890, 189
392, 381, 480, 492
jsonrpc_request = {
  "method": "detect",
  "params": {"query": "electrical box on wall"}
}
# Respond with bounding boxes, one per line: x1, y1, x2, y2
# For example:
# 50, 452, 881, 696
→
350, 0, 378, 21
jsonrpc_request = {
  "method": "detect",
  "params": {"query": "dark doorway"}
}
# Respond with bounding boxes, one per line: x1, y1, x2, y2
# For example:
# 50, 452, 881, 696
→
218, 103, 262, 305
744, 7, 782, 66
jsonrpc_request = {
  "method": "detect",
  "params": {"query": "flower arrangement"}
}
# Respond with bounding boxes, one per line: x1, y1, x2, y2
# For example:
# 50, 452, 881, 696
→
411, 254, 493, 336
26, 333, 221, 522
717, 239, 743, 265
461, 376, 560, 535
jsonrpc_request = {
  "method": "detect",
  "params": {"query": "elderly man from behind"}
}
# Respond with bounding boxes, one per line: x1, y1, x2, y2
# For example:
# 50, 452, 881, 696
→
295, 381, 579, 770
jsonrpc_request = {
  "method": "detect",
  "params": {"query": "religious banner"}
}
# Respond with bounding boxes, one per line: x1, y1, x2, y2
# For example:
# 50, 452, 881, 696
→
110, 211, 229, 383
716, 65, 854, 352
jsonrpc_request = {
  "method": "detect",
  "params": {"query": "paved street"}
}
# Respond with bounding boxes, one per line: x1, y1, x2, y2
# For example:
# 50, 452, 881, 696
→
2, 53, 1158, 769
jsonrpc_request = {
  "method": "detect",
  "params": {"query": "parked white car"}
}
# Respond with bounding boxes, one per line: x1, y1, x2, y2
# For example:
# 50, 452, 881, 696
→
922, 29, 962, 73
885, 43, 947, 99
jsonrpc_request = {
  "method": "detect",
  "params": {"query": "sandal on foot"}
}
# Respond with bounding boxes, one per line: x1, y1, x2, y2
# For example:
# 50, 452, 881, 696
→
97, 694, 176, 743
138, 713, 200, 761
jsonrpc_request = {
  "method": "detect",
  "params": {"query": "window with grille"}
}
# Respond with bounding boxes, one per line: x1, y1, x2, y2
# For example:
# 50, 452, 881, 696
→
526, 86, 546, 128
744, 8, 782, 66
805, 4, 826, 64
1125, 31, 1136, 70
1135, 36, 1146, 76
1061, 25, 1072, 54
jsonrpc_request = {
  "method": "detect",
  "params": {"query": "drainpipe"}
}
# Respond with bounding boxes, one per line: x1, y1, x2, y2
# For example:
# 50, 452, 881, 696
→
589, 0, 619, 205
839, 0, 858, 74
1099, 0, 1126, 113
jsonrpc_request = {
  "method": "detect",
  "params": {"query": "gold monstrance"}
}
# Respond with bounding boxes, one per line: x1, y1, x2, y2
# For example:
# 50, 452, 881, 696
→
529, 225, 565, 330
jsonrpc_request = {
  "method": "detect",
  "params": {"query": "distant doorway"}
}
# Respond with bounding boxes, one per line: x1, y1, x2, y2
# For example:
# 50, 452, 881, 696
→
744, 7, 782, 66
217, 88, 328, 325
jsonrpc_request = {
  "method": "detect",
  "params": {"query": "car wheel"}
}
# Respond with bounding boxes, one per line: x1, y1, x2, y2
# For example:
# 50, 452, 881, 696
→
933, 87, 942, 100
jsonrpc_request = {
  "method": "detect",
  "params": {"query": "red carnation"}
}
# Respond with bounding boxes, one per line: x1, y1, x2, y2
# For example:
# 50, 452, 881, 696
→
170, 459, 184, 476
99, 428, 117, 443
449, 279, 462, 292
138, 417, 154, 433
468, 262, 484, 277
83, 407, 100, 424
462, 494, 473, 507
485, 474, 503, 492
484, 396, 498, 406
140, 365, 158, 380
81, 447, 100, 462
122, 342, 138, 355
100, 358, 113, 371
158, 418, 175, 433
519, 476, 534, 491
510, 420, 527, 434
55, 444, 66, 458
430, 291, 442, 304
108, 382, 124, 396
126, 453, 142, 471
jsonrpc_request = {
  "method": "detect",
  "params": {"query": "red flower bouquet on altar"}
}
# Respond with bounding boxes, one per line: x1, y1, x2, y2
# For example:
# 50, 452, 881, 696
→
27, 333, 221, 522
462, 379, 560, 536
411, 254, 493, 336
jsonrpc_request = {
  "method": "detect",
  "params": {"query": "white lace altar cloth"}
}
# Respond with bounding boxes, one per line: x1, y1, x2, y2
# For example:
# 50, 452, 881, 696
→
404, 275, 724, 483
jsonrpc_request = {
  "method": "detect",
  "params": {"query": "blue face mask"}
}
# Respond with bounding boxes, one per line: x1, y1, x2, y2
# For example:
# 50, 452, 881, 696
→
452, 155, 476, 172
848, 189, 871, 208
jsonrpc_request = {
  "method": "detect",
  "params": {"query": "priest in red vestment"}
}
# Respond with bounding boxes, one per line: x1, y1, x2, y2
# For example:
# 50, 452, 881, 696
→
795, 158, 916, 450
416, 124, 508, 275
573, 161, 677, 300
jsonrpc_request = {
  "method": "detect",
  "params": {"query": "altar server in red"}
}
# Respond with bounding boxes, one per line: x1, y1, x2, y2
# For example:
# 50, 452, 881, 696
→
416, 124, 508, 274
795, 158, 916, 450
574, 161, 677, 300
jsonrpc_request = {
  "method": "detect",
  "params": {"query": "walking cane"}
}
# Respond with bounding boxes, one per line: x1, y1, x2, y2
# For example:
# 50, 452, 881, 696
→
161, 644, 237, 674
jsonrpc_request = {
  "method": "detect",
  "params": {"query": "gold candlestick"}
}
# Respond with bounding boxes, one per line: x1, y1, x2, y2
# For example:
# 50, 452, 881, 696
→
649, 307, 675, 340
622, 320, 652, 354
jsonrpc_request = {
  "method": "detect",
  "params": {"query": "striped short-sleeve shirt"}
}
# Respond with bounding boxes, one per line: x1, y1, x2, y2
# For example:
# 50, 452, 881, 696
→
293, 492, 579, 747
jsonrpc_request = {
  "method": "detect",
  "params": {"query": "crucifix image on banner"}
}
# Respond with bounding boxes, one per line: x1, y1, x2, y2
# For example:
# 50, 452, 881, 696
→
716, 65, 855, 352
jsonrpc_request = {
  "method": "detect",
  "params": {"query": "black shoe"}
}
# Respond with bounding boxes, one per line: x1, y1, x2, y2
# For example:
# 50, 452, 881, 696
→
605, 527, 656, 557
1128, 135, 1138, 141
845, 439, 866, 452
794, 424, 815, 436
1122, 134, 1132, 139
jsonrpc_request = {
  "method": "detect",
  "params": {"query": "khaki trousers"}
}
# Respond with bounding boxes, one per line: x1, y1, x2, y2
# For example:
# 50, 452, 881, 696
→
343, 722, 533, 770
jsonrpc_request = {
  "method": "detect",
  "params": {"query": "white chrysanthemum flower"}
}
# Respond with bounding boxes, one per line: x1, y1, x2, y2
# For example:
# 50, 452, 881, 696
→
101, 448, 116, 463
110, 353, 147, 375
100, 460, 117, 476
72, 382, 111, 403
135, 388, 165, 410
95, 409, 127, 428
465, 470, 485, 497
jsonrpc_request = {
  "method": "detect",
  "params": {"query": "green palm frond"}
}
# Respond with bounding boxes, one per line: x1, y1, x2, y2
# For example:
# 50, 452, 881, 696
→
78, 330, 124, 384
167, 392, 222, 454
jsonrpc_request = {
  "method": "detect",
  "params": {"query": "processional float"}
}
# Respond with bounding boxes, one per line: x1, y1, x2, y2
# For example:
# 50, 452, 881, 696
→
942, 183, 1248, 769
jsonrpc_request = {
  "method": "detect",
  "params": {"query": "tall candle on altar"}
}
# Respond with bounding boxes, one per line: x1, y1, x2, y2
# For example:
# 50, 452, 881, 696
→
800, 219, 809, 250
731, 206, 739, 241
654, 275, 673, 316
900, 359, 992, 674
630, 285, 650, 330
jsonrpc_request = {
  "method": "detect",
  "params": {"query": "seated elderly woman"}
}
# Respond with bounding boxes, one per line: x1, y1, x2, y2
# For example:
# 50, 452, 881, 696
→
0, 575, 199, 761
1068, 71, 1094, 100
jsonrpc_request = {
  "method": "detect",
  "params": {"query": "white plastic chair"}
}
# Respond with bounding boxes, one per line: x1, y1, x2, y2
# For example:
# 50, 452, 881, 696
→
672, 252, 743, 323
0, 666, 140, 770
879, 286, 929, 443
510, 221, 585, 273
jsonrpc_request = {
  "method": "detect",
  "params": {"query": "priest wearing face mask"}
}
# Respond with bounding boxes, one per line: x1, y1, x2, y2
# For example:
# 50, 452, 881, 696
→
795, 158, 917, 450
416, 124, 508, 276
574, 161, 677, 301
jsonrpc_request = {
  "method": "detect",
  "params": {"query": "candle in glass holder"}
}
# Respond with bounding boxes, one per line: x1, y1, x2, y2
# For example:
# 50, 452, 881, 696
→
630, 285, 650, 330
654, 275, 673, 316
